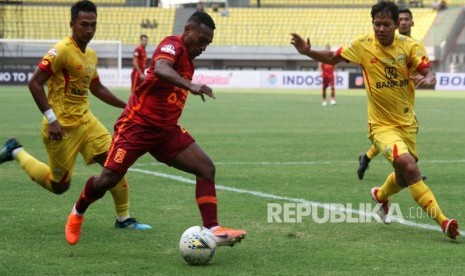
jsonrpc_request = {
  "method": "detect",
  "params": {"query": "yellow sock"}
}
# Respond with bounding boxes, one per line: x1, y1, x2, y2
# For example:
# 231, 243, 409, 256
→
110, 176, 129, 219
377, 172, 403, 202
15, 149, 53, 192
408, 180, 447, 226
366, 145, 379, 160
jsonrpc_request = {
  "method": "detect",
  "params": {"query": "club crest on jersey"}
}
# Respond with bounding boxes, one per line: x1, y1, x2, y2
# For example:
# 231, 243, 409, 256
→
47, 48, 57, 57
397, 54, 405, 66
161, 44, 176, 55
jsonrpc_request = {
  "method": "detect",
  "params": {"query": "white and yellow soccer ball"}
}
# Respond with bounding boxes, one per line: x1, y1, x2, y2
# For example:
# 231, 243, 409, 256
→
179, 226, 217, 265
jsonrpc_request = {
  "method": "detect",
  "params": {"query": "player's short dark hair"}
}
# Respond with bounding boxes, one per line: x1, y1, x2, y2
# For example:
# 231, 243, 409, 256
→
140, 34, 148, 40
371, 1, 399, 23
187, 11, 216, 30
71, 0, 97, 22
399, 7, 413, 19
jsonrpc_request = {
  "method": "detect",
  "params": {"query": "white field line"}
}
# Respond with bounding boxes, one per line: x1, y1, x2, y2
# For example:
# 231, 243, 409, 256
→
128, 167, 465, 236
132, 159, 465, 167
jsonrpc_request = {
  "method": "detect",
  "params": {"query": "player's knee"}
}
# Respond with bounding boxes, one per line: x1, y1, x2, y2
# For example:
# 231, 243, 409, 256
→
200, 162, 216, 181
51, 181, 70, 194
95, 172, 123, 191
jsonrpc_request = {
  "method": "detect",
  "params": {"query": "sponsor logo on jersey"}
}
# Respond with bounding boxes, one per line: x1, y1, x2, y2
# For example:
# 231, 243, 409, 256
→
160, 44, 176, 55
47, 48, 57, 57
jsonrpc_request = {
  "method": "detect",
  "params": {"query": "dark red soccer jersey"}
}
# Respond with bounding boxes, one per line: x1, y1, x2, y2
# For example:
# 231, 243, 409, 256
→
321, 63, 335, 79
132, 45, 147, 73
121, 35, 194, 128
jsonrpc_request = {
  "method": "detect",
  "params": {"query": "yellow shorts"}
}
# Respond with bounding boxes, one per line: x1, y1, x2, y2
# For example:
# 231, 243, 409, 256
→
41, 114, 111, 183
368, 123, 418, 164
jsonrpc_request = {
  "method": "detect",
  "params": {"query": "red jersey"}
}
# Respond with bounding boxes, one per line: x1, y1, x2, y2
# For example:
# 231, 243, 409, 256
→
121, 35, 194, 128
321, 63, 335, 79
132, 45, 147, 73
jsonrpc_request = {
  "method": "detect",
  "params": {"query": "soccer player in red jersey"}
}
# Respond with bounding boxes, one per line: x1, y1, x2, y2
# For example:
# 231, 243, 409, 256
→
65, 11, 247, 246
130, 34, 148, 93
291, 1, 459, 239
318, 44, 336, 106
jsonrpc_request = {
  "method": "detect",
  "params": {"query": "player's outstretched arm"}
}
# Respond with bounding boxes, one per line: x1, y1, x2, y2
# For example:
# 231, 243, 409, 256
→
290, 33, 343, 65
154, 58, 215, 101
89, 78, 126, 108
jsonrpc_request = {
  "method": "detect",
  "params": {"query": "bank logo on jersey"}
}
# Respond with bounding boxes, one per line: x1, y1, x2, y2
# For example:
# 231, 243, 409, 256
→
161, 44, 176, 55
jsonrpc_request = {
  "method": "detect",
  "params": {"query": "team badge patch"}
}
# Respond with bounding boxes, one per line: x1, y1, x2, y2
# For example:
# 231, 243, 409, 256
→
114, 148, 127, 163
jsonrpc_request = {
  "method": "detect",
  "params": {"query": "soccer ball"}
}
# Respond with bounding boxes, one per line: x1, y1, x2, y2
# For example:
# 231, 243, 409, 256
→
179, 226, 217, 265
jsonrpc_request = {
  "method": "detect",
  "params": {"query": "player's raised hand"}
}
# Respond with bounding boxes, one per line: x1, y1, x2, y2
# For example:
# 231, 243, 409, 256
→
290, 33, 311, 55
188, 83, 215, 101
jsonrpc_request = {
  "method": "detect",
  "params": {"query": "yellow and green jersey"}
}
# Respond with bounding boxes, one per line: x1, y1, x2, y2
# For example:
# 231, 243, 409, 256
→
337, 34, 430, 127
38, 36, 99, 127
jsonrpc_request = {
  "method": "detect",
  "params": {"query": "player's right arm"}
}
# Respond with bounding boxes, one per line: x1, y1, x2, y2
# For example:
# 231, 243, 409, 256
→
154, 58, 215, 101
290, 33, 343, 65
28, 66, 65, 140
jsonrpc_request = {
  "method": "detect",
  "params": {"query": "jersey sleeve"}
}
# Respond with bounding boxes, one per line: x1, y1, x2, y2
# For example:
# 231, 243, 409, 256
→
133, 47, 140, 57
409, 41, 431, 73
337, 35, 365, 65
154, 37, 183, 64
38, 44, 64, 76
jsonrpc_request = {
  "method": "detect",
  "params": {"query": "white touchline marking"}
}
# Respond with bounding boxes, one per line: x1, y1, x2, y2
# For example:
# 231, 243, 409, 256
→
132, 159, 465, 167
128, 168, 465, 236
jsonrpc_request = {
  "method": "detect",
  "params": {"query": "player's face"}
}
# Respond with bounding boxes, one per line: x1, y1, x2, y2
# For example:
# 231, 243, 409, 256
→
372, 11, 398, 46
184, 23, 214, 59
141, 37, 148, 47
71, 11, 97, 47
398, 13, 413, 36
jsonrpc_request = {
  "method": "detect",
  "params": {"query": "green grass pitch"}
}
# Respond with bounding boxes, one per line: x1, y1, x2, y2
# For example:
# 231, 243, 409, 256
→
0, 86, 464, 275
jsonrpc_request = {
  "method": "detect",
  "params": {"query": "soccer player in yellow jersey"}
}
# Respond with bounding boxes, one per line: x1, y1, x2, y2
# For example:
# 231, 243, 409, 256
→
357, 8, 427, 181
0, 0, 151, 230
291, 1, 460, 239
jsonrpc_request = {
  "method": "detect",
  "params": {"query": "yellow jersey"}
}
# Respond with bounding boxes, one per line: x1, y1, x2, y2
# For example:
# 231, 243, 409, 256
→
38, 36, 99, 127
337, 34, 430, 127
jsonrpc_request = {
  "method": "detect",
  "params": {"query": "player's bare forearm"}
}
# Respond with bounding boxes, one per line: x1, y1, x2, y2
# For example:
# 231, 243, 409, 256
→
90, 80, 126, 108
411, 67, 436, 88
155, 59, 215, 100
290, 33, 341, 64
28, 67, 52, 113
154, 59, 191, 90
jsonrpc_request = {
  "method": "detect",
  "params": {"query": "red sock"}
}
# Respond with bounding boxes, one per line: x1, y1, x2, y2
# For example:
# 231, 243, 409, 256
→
75, 176, 107, 214
196, 180, 218, 229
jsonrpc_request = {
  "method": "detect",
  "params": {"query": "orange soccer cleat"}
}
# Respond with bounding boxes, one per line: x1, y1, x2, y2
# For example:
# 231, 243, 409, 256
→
65, 212, 84, 245
211, 226, 247, 247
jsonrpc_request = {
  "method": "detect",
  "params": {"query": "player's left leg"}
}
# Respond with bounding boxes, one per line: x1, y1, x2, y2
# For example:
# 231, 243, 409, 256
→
83, 117, 151, 230
329, 79, 336, 105
169, 136, 246, 247
373, 126, 459, 239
